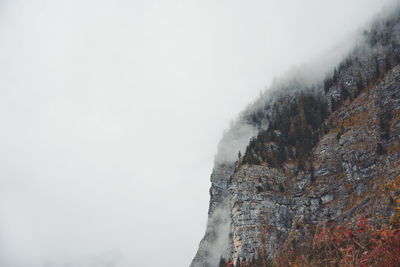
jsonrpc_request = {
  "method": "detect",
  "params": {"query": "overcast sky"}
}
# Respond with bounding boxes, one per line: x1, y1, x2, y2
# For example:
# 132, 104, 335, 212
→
0, 0, 397, 266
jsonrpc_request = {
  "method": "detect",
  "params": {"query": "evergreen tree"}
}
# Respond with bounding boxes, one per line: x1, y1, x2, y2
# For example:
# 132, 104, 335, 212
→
219, 257, 226, 267
385, 56, 391, 72
235, 257, 241, 267
333, 67, 338, 84
374, 56, 380, 78
340, 86, 349, 102
376, 143, 385, 155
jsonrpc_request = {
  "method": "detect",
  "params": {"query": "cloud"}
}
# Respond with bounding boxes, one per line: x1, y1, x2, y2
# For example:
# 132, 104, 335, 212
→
0, 0, 397, 266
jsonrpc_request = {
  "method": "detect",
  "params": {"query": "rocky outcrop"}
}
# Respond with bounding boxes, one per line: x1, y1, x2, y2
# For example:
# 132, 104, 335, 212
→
228, 65, 400, 261
191, 164, 234, 267
191, 8, 400, 267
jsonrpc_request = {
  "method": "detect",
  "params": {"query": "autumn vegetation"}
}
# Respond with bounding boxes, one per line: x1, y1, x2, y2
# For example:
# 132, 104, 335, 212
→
272, 177, 400, 267
219, 177, 400, 267
217, 13, 400, 267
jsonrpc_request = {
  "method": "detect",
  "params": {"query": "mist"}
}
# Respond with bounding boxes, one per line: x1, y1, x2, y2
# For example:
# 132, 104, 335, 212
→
0, 1, 397, 266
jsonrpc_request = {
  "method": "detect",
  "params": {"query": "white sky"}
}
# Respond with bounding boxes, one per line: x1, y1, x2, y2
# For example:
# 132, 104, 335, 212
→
0, 1, 396, 266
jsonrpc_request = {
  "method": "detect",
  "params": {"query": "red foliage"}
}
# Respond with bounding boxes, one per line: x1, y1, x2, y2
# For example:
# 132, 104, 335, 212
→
226, 260, 233, 267
274, 177, 400, 266
309, 217, 400, 266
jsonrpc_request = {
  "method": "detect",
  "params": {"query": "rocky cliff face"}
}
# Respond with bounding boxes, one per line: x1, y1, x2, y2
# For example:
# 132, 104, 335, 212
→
192, 9, 400, 267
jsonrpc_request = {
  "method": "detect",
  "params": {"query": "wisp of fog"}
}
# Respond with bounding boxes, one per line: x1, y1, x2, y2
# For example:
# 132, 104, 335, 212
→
0, 0, 397, 266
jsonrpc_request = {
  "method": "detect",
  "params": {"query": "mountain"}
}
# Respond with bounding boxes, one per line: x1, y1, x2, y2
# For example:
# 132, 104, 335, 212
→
191, 7, 400, 267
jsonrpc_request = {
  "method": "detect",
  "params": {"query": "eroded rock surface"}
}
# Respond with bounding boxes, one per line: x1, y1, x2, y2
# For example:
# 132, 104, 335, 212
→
228, 66, 400, 261
191, 11, 400, 266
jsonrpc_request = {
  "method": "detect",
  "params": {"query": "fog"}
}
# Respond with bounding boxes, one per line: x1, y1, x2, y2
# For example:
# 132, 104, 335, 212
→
0, 1, 396, 266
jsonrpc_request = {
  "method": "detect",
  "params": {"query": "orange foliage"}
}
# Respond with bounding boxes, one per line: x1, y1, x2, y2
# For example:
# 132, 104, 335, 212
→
274, 177, 400, 267
309, 218, 400, 266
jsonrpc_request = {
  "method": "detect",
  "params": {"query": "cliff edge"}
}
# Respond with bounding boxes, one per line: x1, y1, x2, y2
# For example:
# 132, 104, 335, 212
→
192, 8, 400, 267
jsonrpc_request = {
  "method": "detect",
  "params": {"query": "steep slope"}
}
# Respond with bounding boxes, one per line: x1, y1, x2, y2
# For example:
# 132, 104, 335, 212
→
228, 64, 400, 262
192, 8, 400, 267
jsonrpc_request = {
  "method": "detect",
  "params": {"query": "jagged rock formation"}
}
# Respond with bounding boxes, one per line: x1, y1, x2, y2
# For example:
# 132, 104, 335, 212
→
192, 8, 400, 267
191, 165, 234, 266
